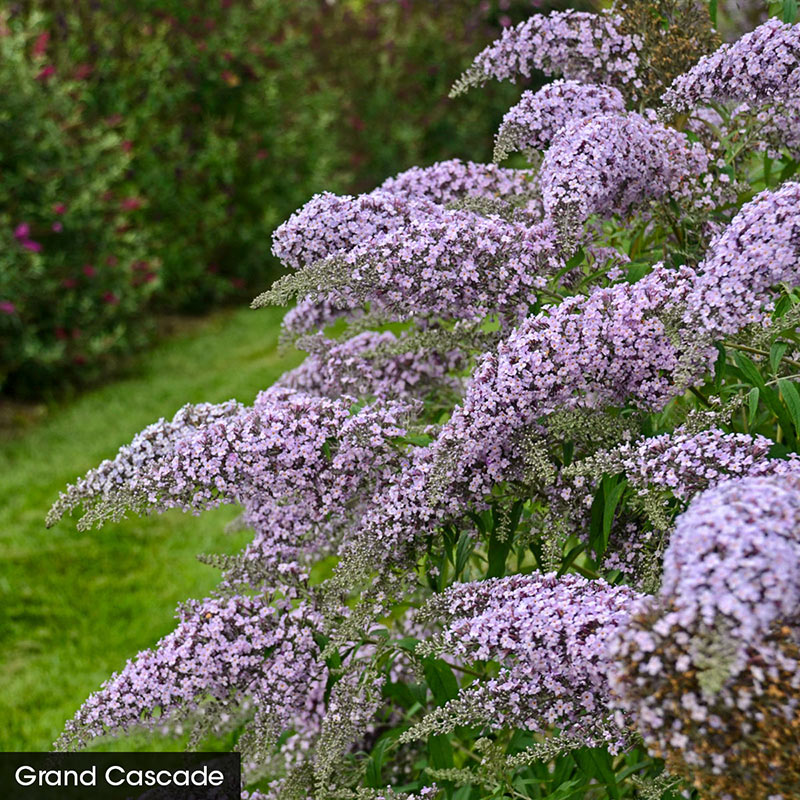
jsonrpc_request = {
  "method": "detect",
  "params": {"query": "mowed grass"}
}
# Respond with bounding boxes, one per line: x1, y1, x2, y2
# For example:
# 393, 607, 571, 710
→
0, 305, 301, 751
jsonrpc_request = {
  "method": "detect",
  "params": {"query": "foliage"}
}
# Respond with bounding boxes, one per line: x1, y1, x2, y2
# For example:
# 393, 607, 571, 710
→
46, 2, 800, 800
0, 14, 156, 396
1, 0, 544, 397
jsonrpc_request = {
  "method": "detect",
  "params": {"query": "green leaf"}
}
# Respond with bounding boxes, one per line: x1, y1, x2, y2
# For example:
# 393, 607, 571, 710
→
455, 531, 474, 579
747, 386, 760, 426
735, 352, 797, 443
573, 749, 620, 799
487, 527, 511, 578
428, 734, 454, 769
780, 160, 800, 182
423, 658, 460, 705
562, 439, 574, 466
713, 343, 726, 391
602, 478, 626, 555
784, 0, 798, 23
565, 247, 586, 270
735, 351, 766, 389
779, 378, 800, 436
557, 542, 587, 576
771, 341, 789, 374
709, 0, 718, 25
366, 735, 393, 787
396, 636, 420, 653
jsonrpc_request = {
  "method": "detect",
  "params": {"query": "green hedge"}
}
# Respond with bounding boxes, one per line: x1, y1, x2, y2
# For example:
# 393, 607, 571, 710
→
0, 0, 544, 397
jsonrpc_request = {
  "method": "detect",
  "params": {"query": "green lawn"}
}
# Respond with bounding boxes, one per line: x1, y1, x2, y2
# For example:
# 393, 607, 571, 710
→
0, 305, 301, 751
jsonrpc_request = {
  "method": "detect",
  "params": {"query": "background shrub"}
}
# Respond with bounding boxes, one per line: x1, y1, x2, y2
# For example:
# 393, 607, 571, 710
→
0, 13, 156, 397
1, 0, 546, 398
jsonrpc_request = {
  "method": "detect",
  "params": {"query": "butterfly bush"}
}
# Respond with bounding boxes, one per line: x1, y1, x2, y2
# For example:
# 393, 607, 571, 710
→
404, 573, 641, 750
50, 6, 800, 799
610, 476, 800, 797
493, 80, 626, 162
662, 17, 800, 112
539, 112, 723, 230
56, 594, 326, 752
451, 10, 642, 96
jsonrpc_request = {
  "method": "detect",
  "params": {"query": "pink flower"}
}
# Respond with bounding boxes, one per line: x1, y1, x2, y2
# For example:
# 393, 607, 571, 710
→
83, 265, 96, 278
36, 64, 56, 81
14, 223, 30, 239
102, 291, 120, 305
52, 222, 63, 233
120, 197, 142, 211
32, 31, 50, 58
106, 255, 118, 266
121, 140, 133, 153
0, 300, 16, 315
256, 149, 269, 160
53, 203, 66, 215
74, 63, 92, 80
21, 239, 42, 252
62, 278, 78, 289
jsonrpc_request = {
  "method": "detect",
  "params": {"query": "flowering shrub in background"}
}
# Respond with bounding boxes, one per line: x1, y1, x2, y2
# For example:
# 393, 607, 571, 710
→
1, 0, 547, 397
0, 15, 156, 395
48, 1, 800, 799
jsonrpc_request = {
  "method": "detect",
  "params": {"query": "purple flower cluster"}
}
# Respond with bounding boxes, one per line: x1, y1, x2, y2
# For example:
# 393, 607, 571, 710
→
56, 595, 325, 750
684, 181, 800, 335
540, 112, 716, 226
494, 80, 626, 161
277, 332, 464, 402
55, 388, 414, 584
268, 204, 563, 336
270, 191, 437, 273
410, 572, 640, 750
610, 476, 800, 795
612, 426, 800, 500
270, 160, 535, 273
435, 264, 698, 499
452, 10, 642, 95
660, 477, 800, 641
662, 18, 800, 112
375, 158, 536, 205
46, 400, 244, 528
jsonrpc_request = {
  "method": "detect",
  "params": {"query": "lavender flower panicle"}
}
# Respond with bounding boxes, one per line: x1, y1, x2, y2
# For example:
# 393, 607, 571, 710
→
494, 80, 626, 162
46, 400, 243, 528
610, 476, 800, 797
451, 10, 642, 96
56, 595, 326, 752
662, 18, 800, 113
267, 160, 535, 275
405, 572, 641, 751
540, 112, 720, 230
277, 331, 464, 402
263, 203, 564, 336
